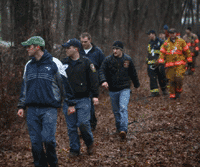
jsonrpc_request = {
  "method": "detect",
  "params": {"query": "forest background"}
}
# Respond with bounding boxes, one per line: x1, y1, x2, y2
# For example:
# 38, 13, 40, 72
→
0, 0, 200, 166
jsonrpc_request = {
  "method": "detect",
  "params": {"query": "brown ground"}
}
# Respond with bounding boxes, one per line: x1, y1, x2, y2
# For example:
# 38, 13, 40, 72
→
0, 57, 200, 167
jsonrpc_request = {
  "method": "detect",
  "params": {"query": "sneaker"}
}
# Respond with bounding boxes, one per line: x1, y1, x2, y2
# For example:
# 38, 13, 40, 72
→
150, 92, 160, 97
87, 144, 95, 155
119, 131, 126, 140
68, 152, 80, 158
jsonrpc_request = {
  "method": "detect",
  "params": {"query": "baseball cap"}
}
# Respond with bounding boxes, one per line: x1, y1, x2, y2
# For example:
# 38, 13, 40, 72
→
21, 36, 45, 46
62, 38, 81, 49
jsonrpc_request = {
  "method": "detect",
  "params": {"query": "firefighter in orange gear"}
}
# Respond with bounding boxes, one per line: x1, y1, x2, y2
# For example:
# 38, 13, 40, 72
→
158, 28, 192, 99
183, 27, 199, 75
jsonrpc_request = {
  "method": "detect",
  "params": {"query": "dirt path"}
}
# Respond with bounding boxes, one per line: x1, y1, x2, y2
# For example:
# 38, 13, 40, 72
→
1, 58, 200, 167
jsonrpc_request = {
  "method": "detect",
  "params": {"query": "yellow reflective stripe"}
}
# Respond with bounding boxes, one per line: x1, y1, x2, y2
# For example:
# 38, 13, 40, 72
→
148, 60, 156, 64
148, 50, 160, 54
154, 50, 160, 54
148, 44, 151, 52
150, 89, 159, 92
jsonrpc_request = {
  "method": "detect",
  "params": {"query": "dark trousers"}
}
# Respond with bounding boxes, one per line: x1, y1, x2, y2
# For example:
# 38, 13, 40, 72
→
90, 94, 97, 129
147, 65, 167, 92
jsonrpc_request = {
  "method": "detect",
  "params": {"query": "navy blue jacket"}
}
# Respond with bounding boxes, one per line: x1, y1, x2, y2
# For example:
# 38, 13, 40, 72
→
18, 50, 75, 109
62, 55, 99, 98
79, 43, 105, 72
99, 53, 140, 92
146, 37, 164, 65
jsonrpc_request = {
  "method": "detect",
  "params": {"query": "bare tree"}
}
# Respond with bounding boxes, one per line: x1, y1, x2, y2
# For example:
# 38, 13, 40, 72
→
41, 0, 54, 52
76, 0, 88, 37
11, 0, 33, 46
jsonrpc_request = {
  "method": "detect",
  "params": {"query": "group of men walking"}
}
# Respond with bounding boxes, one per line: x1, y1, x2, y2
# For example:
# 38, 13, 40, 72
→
147, 26, 199, 99
17, 26, 199, 166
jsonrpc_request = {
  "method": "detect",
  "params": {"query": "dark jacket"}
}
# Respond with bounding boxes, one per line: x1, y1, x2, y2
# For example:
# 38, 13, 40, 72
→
18, 50, 75, 109
146, 37, 164, 65
62, 55, 99, 98
99, 53, 140, 92
79, 43, 105, 72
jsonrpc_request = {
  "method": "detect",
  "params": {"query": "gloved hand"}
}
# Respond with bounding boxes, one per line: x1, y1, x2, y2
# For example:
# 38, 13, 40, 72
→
163, 25, 168, 30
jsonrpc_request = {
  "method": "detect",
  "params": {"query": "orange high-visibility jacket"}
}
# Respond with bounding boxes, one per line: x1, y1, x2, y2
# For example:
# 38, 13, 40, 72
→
183, 33, 199, 56
158, 37, 192, 68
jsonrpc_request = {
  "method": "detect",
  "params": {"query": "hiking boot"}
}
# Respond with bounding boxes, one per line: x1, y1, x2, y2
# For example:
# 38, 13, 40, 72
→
68, 152, 80, 158
87, 143, 95, 155
162, 89, 168, 96
150, 92, 160, 97
119, 131, 126, 140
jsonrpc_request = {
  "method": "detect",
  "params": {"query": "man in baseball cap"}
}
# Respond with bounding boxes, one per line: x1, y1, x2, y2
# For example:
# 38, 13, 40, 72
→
62, 38, 99, 157
18, 36, 75, 166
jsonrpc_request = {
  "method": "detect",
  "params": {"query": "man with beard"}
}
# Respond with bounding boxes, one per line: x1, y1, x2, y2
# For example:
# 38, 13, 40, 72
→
99, 41, 140, 140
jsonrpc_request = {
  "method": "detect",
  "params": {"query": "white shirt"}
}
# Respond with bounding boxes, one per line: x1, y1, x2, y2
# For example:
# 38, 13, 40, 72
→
84, 46, 92, 54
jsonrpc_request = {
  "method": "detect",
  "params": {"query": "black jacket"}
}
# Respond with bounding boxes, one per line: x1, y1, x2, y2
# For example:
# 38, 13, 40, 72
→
99, 53, 140, 92
79, 43, 105, 71
62, 55, 99, 98
146, 37, 164, 65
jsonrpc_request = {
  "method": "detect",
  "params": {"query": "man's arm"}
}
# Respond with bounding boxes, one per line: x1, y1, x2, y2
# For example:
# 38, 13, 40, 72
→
17, 61, 31, 111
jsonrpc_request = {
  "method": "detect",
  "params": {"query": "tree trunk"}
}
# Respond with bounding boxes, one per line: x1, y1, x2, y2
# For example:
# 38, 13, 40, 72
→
76, 0, 88, 37
41, 0, 53, 52
89, 0, 102, 34
11, 0, 33, 46
109, 0, 120, 36
101, 0, 105, 45
85, 0, 94, 31
197, 0, 200, 24
126, 0, 131, 46
64, 0, 72, 40
56, 0, 60, 30
1, 0, 8, 40
132, 0, 139, 40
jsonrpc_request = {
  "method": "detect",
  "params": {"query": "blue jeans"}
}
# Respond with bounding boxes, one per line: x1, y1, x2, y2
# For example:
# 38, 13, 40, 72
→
27, 106, 58, 167
63, 97, 93, 153
109, 89, 131, 133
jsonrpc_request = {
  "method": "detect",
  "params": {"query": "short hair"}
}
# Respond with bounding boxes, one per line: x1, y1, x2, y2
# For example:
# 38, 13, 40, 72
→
187, 27, 192, 31
80, 32, 92, 40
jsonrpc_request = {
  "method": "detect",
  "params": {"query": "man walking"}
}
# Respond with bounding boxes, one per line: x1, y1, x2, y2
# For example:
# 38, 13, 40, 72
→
80, 32, 105, 131
146, 30, 168, 97
183, 27, 199, 75
158, 28, 192, 99
62, 38, 99, 157
17, 36, 75, 167
99, 41, 140, 140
